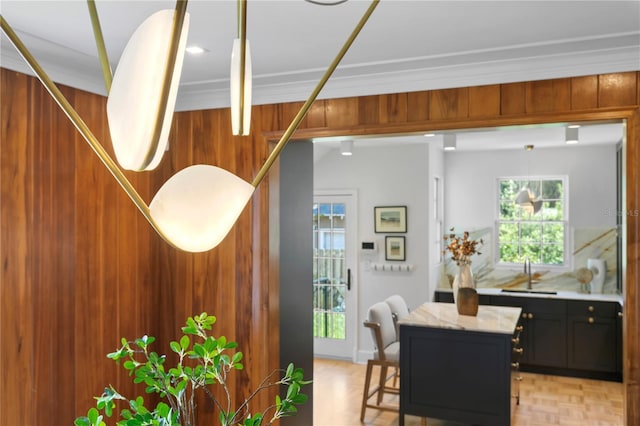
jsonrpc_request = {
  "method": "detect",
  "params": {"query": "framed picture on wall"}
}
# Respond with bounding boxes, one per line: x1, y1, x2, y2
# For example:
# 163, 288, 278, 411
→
385, 236, 406, 261
374, 206, 407, 233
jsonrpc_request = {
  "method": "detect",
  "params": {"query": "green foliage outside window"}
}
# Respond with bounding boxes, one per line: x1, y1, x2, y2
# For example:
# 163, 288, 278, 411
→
498, 177, 566, 265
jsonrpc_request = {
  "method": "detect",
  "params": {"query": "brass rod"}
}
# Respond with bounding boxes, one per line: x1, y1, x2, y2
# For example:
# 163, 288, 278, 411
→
251, 0, 379, 187
0, 15, 181, 250
140, 0, 189, 169
237, 0, 241, 37
86, 0, 112, 93
238, 0, 247, 135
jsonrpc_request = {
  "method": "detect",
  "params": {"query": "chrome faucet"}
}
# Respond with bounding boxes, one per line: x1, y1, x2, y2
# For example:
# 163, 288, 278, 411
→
524, 256, 532, 289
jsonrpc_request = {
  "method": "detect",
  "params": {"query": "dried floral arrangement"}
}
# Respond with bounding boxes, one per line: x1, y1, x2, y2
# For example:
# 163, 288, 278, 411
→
443, 228, 483, 265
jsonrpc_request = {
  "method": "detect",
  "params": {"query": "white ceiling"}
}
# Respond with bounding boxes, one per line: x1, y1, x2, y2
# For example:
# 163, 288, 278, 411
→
1, 0, 637, 149
311, 120, 625, 161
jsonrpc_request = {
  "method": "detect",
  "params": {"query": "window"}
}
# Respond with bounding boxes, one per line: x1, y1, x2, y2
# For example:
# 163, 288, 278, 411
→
497, 177, 567, 266
312, 202, 346, 339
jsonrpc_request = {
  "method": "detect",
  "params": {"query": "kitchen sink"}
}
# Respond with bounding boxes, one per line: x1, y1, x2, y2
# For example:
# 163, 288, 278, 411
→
501, 288, 557, 295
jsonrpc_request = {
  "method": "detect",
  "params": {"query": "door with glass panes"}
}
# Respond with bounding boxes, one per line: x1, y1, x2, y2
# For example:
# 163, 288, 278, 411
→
313, 192, 356, 359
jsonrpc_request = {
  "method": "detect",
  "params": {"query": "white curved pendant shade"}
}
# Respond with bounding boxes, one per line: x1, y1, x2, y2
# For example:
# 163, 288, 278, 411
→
149, 165, 255, 252
230, 38, 252, 136
515, 188, 542, 214
107, 10, 190, 171
515, 188, 532, 205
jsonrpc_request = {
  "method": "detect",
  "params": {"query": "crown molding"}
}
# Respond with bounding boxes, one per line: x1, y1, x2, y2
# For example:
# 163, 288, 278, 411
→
3, 33, 638, 113
175, 46, 639, 112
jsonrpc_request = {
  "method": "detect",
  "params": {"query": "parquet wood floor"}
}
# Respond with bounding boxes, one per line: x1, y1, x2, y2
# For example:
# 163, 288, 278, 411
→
313, 358, 624, 426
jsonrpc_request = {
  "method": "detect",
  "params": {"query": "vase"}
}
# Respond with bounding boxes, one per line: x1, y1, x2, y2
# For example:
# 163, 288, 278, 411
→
452, 261, 478, 316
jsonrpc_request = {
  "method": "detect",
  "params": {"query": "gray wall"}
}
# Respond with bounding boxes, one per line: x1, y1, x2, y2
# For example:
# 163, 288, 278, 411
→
279, 140, 314, 425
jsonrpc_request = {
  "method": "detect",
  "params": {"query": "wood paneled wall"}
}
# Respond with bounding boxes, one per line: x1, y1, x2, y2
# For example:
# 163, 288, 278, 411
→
0, 69, 277, 425
1, 68, 639, 425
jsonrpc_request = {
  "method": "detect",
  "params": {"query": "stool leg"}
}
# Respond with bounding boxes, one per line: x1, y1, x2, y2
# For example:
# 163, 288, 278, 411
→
377, 364, 388, 405
360, 361, 374, 421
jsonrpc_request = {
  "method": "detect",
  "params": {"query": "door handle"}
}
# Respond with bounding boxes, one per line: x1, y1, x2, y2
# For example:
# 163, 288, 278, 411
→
347, 268, 351, 291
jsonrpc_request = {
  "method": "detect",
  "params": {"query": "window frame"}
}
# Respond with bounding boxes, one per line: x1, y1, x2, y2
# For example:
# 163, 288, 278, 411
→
494, 175, 570, 271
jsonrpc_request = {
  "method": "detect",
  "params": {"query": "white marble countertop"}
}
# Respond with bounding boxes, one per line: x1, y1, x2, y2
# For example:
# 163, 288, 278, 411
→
399, 302, 522, 335
436, 288, 624, 306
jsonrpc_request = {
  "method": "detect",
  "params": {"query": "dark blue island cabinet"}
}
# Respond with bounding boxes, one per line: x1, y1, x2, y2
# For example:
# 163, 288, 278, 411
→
398, 302, 522, 426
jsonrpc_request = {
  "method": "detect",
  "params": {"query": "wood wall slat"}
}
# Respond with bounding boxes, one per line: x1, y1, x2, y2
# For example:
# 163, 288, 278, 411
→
430, 88, 469, 120
469, 85, 501, 118
570, 75, 598, 110
500, 82, 526, 115
1, 68, 639, 426
357, 95, 379, 125
599, 72, 638, 108
305, 100, 327, 129
53, 85, 78, 423
1, 70, 32, 426
326, 97, 359, 128
32, 73, 53, 424
72, 88, 120, 415
280, 101, 305, 130
381, 93, 408, 123
526, 78, 571, 113
407, 91, 429, 122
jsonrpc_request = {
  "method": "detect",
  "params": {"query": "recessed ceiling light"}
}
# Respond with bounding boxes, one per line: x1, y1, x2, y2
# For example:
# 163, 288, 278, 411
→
424, 133, 435, 137
186, 45, 206, 55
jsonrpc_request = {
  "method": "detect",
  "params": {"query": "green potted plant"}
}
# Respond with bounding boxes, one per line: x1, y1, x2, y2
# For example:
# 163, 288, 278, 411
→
75, 312, 310, 426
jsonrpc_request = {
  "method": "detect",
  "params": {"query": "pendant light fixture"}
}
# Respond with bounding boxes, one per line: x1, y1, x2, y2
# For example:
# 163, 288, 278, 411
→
514, 144, 542, 214
230, 0, 252, 136
86, 0, 112, 93
0, 0, 380, 252
89, 1, 190, 171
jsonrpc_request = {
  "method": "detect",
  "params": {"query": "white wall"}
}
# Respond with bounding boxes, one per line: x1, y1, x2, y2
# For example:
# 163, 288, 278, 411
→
444, 145, 617, 230
314, 142, 430, 362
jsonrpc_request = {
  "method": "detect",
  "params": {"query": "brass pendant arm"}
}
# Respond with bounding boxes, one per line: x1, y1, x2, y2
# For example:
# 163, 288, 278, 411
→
141, 0, 189, 169
0, 16, 181, 250
86, 0, 112, 93
238, 0, 247, 134
251, 0, 380, 188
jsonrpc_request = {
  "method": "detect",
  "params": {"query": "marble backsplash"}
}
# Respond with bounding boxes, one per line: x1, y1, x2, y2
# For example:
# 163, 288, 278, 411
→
438, 227, 619, 294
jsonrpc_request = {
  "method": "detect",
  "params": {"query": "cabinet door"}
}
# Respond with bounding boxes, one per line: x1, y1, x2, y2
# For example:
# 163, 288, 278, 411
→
568, 316, 618, 372
524, 298, 566, 368
526, 310, 567, 368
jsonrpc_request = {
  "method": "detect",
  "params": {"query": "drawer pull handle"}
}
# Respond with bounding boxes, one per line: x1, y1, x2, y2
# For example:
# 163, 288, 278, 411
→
513, 347, 524, 355
588, 305, 595, 312
512, 337, 520, 344
511, 362, 519, 369
516, 325, 524, 332
618, 312, 623, 318
528, 313, 534, 319
588, 317, 595, 324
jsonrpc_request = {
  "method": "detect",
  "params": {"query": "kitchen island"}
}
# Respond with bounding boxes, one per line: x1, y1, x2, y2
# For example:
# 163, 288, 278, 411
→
398, 302, 522, 426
